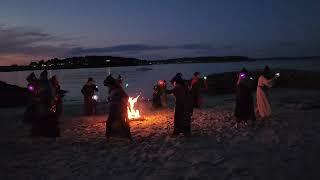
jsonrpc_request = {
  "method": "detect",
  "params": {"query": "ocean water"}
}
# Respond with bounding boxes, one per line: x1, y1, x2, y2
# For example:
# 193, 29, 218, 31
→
0, 59, 319, 104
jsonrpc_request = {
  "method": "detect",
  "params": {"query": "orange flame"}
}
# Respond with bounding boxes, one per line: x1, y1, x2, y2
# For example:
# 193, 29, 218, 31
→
127, 95, 141, 119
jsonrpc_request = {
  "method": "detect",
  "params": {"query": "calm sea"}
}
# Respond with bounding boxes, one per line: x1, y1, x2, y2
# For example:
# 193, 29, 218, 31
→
0, 59, 319, 104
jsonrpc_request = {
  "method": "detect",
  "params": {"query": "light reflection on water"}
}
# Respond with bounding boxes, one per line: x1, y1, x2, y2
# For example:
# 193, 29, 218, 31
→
0, 59, 319, 104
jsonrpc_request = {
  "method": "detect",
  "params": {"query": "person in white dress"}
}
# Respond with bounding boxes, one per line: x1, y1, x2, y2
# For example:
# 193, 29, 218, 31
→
256, 66, 280, 120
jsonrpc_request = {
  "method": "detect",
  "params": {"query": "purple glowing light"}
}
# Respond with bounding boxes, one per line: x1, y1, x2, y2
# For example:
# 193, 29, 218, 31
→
28, 85, 34, 91
240, 73, 246, 78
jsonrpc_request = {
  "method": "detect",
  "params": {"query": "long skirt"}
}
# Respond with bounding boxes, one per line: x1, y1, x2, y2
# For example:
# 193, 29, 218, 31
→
256, 87, 272, 119
31, 111, 60, 137
105, 105, 131, 139
84, 97, 96, 115
235, 87, 256, 122
173, 104, 191, 136
192, 92, 202, 108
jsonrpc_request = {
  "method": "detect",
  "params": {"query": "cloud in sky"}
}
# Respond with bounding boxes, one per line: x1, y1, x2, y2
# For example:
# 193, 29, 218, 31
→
0, 24, 319, 65
0, 24, 73, 64
0, 24, 230, 65
68, 44, 217, 55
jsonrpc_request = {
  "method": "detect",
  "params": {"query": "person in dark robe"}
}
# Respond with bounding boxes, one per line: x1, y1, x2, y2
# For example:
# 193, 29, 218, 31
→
118, 75, 124, 87
81, 78, 98, 115
50, 75, 63, 116
190, 72, 208, 108
104, 75, 131, 141
159, 80, 168, 107
24, 72, 40, 123
152, 84, 162, 108
234, 68, 256, 126
170, 73, 182, 85
167, 74, 193, 136
31, 70, 60, 137
152, 80, 167, 108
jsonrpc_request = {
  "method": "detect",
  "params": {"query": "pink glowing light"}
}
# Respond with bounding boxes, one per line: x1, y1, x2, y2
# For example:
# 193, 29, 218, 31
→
28, 85, 34, 91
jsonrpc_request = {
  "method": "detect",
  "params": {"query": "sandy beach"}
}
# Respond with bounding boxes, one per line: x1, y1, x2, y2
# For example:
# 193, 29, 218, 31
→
1, 88, 320, 180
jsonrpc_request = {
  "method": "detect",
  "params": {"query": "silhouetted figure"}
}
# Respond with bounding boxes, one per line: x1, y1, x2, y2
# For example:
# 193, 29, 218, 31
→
31, 70, 60, 137
50, 75, 63, 116
24, 72, 39, 123
118, 75, 124, 87
104, 75, 131, 141
152, 80, 167, 108
191, 72, 201, 108
152, 84, 162, 108
159, 80, 168, 107
190, 72, 208, 108
81, 78, 98, 115
256, 66, 279, 120
170, 72, 183, 85
167, 74, 193, 136
234, 68, 256, 125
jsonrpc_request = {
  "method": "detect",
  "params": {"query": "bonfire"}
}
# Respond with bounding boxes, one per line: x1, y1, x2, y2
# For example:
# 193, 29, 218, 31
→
127, 95, 141, 120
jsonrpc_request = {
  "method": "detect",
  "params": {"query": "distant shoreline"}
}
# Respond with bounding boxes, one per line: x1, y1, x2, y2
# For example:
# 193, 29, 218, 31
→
0, 56, 252, 72
1, 55, 319, 72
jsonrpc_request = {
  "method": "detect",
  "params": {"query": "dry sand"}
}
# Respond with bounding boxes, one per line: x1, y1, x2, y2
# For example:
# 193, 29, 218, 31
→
1, 89, 320, 180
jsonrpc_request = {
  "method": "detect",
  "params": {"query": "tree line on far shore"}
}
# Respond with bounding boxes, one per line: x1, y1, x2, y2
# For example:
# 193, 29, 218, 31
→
0, 56, 250, 72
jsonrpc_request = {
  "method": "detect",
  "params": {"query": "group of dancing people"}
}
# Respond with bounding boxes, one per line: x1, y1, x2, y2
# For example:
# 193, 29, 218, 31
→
24, 70, 63, 137
235, 65, 280, 126
24, 65, 279, 140
80, 72, 208, 140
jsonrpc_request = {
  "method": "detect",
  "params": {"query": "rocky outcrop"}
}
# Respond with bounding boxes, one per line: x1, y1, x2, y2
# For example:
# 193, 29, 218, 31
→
0, 81, 28, 107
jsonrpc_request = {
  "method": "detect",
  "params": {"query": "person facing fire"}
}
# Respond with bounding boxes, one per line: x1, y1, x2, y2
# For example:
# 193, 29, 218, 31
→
159, 80, 168, 107
104, 74, 131, 141
24, 72, 40, 123
118, 75, 124, 87
50, 75, 63, 116
167, 74, 193, 136
170, 73, 182, 85
152, 83, 162, 108
152, 80, 168, 108
234, 68, 256, 126
81, 78, 98, 115
190, 72, 208, 108
31, 70, 60, 137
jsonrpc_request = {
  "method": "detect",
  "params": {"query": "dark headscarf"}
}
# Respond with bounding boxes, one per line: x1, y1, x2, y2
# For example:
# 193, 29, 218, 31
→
171, 73, 183, 85
262, 66, 272, 79
87, 77, 94, 83
240, 68, 248, 74
104, 74, 119, 87
26, 72, 37, 82
171, 75, 185, 86
40, 70, 48, 80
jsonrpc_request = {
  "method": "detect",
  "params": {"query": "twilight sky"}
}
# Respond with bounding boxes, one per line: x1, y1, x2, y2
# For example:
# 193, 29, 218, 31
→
0, 0, 319, 65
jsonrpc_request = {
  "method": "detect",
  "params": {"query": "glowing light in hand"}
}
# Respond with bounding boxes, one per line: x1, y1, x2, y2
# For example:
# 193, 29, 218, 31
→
240, 73, 246, 78
92, 95, 98, 101
28, 85, 34, 91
